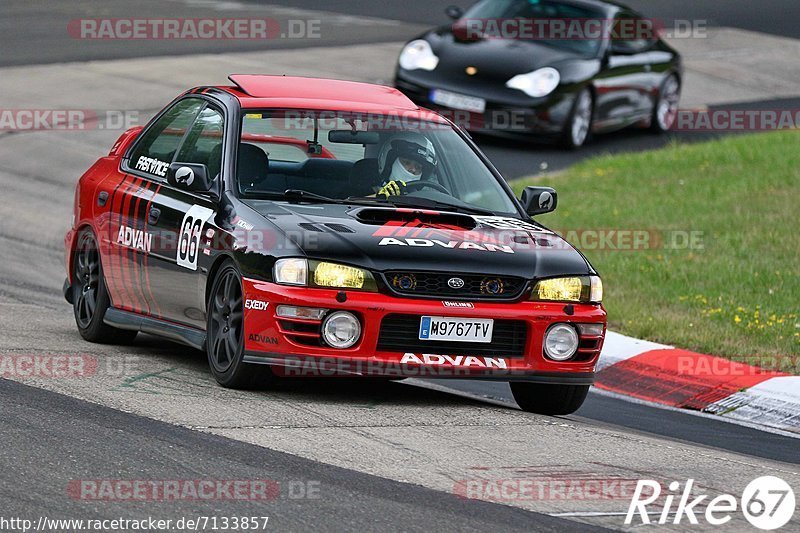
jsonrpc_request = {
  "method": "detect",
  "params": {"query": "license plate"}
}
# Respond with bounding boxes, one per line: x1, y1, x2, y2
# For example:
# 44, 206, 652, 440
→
419, 316, 494, 343
430, 89, 486, 113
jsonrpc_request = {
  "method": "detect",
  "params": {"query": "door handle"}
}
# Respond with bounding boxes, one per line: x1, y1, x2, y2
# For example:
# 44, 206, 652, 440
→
148, 207, 161, 225
97, 191, 109, 207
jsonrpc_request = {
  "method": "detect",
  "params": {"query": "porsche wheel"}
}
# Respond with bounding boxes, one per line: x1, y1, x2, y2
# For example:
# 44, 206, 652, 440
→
72, 229, 137, 344
510, 382, 589, 415
651, 74, 681, 133
560, 88, 593, 149
206, 260, 274, 389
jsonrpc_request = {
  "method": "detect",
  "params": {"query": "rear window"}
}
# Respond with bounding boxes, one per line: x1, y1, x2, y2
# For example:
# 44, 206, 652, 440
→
241, 113, 365, 162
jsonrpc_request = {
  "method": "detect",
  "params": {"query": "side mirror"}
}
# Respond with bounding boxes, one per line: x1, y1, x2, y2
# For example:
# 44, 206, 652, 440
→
167, 162, 214, 193
610, 39, 647, 55
521, 186, 557, 216
445, 5, 463, 20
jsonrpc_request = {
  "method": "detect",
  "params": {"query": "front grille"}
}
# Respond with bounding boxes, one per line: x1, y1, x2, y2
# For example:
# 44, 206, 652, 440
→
383, 271, 527, 300
377, 314, 527, 358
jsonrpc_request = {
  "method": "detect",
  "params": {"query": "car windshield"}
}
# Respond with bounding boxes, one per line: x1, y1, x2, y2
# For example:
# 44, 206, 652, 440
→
237, 110, 520, 216
462, 0, 605, 56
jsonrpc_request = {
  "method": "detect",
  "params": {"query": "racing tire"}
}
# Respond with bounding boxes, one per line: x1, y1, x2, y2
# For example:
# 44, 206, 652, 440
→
650, 74, 681, 133
560, 88, 593, 150
72, 229, 138, 344
206, 260, 275, 389
510, 382, 590, 415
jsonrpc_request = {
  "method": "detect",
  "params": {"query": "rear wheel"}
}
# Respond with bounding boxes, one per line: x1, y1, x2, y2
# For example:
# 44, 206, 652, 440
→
206, 260, 274, 389
560, 88, 593, 149
72, 229, 137, 344
651, 74, 681, 133
510, 382, 589, 415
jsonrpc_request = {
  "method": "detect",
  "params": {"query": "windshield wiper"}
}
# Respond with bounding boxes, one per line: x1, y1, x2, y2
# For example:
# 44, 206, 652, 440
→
282, 189, 385, 207
283, 189, 341, 203
363, 195, 496, 216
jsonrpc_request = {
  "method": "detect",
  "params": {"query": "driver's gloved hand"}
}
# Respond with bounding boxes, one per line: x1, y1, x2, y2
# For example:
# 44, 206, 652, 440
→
378, 180, 407, 198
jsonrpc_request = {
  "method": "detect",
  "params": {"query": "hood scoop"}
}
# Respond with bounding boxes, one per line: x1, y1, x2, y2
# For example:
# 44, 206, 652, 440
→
352, 207, 478, 230
298, 222, 356, 233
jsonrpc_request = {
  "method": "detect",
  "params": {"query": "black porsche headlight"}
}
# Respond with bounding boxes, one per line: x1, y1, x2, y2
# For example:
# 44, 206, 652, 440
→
399, 40, 439, 71
506, 67, 560, 98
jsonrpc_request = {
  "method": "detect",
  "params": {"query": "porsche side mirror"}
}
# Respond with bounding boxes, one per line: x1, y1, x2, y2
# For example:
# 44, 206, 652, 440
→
610, 40, 643, 55
521, 186, 557, 215
445, 5, 463, 20
167, 162, 213, 193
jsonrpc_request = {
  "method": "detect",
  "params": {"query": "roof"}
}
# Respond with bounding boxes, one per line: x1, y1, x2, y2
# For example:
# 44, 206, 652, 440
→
557, 0, 628, 14
222, 75, 446, 120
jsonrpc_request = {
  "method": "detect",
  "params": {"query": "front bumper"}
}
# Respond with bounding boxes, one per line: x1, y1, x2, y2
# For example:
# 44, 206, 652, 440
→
395, 70, 576, 137
242, 278, 606, 382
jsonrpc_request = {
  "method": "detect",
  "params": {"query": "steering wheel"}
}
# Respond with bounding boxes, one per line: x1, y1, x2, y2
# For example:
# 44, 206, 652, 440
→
404, 180, 450, 195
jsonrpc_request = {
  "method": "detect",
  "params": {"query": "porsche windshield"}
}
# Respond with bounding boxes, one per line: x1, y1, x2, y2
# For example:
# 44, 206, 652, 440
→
237, 111, 520, 216
462, 0, 605, 56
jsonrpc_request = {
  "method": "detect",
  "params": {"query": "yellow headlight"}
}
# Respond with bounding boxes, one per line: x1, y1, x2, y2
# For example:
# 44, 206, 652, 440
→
532, 276, 603, 303
313, 262, 366, 289
534, 277, 584, 302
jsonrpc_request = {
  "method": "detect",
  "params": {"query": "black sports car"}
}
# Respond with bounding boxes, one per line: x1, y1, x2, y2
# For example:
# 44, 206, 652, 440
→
394, 0, 683, 148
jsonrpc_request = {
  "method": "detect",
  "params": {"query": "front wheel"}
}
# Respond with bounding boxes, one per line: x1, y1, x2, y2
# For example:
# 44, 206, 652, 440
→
560, 88, 593, 149
510, 382, 589, 415
206, 260, 274, 389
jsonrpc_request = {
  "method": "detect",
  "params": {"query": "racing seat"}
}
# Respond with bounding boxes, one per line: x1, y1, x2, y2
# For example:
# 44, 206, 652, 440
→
237, 143, 270, 189
349, 158, 380, 197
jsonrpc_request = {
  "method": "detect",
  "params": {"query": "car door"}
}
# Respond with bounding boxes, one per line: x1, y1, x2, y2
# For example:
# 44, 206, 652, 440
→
142, 102, 226, 328
593, 12, 658, 129
102, 98, 203, 316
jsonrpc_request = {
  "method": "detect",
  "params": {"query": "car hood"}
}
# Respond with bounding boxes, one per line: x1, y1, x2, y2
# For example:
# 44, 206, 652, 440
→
241, 200, 592, 279
427, 26, 581, 80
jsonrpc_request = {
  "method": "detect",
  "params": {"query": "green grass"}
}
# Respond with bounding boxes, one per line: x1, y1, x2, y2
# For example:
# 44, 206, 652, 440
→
513, 131, 800, 364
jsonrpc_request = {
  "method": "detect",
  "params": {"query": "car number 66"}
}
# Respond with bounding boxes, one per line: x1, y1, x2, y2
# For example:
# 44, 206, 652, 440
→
177, 205, 214, 270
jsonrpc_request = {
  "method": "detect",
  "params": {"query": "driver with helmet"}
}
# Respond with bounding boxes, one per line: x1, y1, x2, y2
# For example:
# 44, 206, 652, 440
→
375, 132, 438, 198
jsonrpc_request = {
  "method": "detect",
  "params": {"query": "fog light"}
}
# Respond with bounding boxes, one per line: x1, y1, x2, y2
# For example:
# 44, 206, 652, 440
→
544, 323, 579, 361
321, 311, 361, 349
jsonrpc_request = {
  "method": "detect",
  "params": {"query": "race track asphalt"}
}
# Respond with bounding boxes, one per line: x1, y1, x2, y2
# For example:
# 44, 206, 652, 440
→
0, 378, 603, 532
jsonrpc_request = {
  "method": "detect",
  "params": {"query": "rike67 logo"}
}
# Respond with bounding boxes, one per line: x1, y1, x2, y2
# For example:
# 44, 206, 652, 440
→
626, 476, 796, 530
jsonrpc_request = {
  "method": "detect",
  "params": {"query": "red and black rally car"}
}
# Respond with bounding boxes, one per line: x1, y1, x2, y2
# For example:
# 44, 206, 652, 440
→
64, 75, 606, 415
